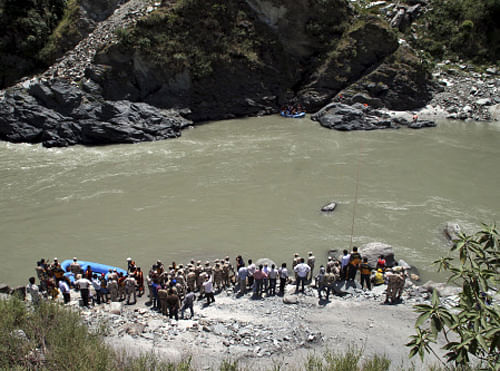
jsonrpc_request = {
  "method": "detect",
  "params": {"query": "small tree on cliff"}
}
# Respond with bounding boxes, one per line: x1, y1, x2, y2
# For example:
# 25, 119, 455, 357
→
407, 223, 499, 370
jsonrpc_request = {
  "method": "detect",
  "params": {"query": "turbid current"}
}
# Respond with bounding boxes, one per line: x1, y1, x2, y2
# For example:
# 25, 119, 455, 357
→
1, 116, 499, 285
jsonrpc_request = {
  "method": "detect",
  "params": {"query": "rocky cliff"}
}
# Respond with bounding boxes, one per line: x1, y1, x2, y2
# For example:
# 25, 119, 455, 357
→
0, 0, 437, 147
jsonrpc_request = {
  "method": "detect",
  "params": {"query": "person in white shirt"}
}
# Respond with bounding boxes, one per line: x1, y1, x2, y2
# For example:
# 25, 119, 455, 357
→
58, 277, 71, 304
203, 275, 215, 305
267, 264, 278, 296
246, 259, 256, 289
294, 258, 311, 293
340, 249, 351, 280
26, 277, 41, 305
75, 276, 92, 307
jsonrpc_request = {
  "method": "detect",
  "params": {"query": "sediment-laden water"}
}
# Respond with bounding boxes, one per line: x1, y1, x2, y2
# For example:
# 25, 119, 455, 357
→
1, 117, 499, 285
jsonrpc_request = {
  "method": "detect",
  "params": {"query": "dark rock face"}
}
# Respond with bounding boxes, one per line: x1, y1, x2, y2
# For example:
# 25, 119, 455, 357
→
336, 45, 433, 110
311, 102, 435, 131
297, 18, 400, 112
0, 79, 190, 147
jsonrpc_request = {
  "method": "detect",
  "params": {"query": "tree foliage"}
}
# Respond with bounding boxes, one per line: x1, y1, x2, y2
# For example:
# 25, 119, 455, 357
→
0, 0, 66, 88
412, 0, 500, 62
407, 224, 500, 369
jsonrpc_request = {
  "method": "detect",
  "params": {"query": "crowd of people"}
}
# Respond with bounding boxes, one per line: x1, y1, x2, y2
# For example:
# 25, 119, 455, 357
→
25, 247, 409, 319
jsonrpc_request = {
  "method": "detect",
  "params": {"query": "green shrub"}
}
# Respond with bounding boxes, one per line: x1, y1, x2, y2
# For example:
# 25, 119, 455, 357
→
407, 223, 500, 369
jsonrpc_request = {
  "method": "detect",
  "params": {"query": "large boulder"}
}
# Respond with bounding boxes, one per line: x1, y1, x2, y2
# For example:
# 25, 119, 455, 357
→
359, 242, 395, 267
256, 258, 277, 268
311, 102, 435, 131
0, 79, 190, 147
422, 281, 461, 297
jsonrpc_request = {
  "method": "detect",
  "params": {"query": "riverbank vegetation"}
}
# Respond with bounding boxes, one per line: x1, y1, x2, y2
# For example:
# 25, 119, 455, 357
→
408, 224, 500, 370
411, 0, 500, 63
0, 0, 66, 87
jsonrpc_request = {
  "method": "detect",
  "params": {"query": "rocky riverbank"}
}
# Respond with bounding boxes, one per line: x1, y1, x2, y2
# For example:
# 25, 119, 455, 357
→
418, 62, 500, 122
2, 275, 461, 370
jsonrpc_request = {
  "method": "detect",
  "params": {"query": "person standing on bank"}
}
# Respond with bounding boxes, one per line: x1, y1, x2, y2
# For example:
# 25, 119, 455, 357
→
307, 252, 316, 281
278, 263, 289, 296
59, 277, 71, 304
203, 275, 215, 305
26, 277, 41, 305
75, 275, 92, 307
294, 258, 311, 294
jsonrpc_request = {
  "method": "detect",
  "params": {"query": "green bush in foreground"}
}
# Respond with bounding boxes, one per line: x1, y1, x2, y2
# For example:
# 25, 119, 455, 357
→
407, 224, 500, 370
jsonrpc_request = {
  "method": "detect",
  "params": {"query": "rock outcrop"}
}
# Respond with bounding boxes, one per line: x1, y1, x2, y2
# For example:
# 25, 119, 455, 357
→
0, 79, 190, 147
311, 102, 435, 131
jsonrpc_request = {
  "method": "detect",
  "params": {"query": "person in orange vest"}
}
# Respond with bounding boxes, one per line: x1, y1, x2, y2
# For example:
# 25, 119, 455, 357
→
359, 257, 372, 290
348, 247, 362, 281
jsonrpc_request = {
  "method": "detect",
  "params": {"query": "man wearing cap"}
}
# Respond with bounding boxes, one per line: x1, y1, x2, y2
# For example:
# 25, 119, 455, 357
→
70, 258, 81, 276
307, 252, 316, 281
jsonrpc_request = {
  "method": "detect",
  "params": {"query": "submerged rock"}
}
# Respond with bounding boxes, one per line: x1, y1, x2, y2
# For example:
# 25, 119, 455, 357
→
321, 202, 337, 212
444, 222, 461, 241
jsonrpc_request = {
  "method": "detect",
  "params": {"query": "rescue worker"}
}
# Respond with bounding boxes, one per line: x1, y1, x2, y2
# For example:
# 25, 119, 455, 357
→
125, 274, 137, 305
307, 252, 316, 281
157, 285, 169, 315
359, 257, 372, 290
376, 255, 386, 271
348, 246, 362, 281
372, 268, 385, 286
213, 263, 224, 291
135, 267, 144, 297
316, 266, 327, 299
108, 277, 119, 302
166, 288, 180, 320
326, 256, 335, 273
186, 268, 196, 292
70, 257, 81, 275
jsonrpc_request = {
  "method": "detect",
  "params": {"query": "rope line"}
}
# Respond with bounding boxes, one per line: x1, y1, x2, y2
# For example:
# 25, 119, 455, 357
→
349, 138, 363, 250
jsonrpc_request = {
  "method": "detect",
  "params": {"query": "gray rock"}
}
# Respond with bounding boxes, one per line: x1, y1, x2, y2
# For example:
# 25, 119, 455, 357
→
0, 79, 190, 147
360, 242, 395, 267
444, 222, 461, 241
110, 302, 122, 315
476, 98, 492, 106
321, 202, 337, 212
283, 295, 298, 304
486, 68, 498, 75
398, 259, 411, 270
256, 258, 277, 269
0, 283, 10, 294
422, 281, 461, 297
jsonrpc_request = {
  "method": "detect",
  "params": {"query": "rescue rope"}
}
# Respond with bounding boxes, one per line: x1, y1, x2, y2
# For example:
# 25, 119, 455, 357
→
349, 138, 363, 250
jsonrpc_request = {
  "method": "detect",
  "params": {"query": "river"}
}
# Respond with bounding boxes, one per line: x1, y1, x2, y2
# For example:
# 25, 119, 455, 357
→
1, 117, 499, 285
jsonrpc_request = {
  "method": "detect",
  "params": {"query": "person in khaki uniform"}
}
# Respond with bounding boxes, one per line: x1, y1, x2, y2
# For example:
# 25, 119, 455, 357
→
108, 278, 119, 302
307, 252, 316, 281
157, 285, 169, 315
186, 269, 196, 292
213, 263, 224, 291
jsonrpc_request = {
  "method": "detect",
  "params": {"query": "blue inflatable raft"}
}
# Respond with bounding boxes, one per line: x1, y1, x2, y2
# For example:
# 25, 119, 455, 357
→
61, 259, 127, 282
280, 111, 306, 118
